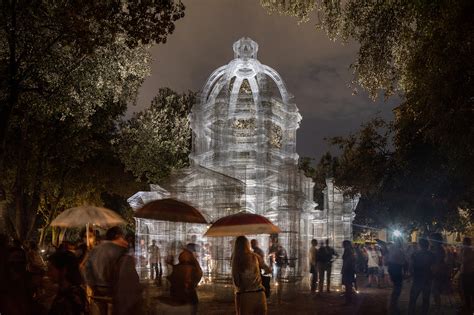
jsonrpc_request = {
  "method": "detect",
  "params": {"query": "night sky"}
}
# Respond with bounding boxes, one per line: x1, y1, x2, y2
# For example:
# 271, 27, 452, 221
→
135, 0, 397, 161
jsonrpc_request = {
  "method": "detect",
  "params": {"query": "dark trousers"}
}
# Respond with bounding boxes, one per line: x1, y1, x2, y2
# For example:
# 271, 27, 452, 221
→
461, 272, 474, 313
318, 263, 332, 292
310, 266, 318, 291
151, 262, 162, 280
388, 264, 403, 315
408, 280, 431, 315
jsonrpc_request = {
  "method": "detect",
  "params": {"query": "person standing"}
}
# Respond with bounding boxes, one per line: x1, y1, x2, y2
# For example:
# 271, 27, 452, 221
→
309, 239, 318, 293
85, 226, 142, 315
251, 239, 271, 298
460, 237, 473, 314
148, 240, 162, 281
47, 251, 89, 315
167, 249, 203, 315
318, 239, 338, 293
387, 239, 406, 315
232, 236, 267, 315
408, 238, 435, 315
430, 233, 447, 307
341, 240, 356, 305
275, 244, 289, 281
366, 243, 381, 288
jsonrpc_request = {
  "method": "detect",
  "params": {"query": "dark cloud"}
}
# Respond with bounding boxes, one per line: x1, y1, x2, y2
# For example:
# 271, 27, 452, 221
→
134, 0, 397, 160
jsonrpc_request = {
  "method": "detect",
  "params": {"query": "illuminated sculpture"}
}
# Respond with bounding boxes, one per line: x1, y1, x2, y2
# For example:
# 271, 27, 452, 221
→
129, 38, 357, 286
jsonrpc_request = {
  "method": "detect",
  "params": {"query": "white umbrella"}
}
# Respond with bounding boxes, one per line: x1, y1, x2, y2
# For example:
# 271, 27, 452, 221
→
51, 206, 125, 247
51, 206, 125, 228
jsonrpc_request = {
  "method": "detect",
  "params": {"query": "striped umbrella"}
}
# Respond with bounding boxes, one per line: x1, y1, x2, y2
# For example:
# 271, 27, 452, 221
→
204, 212, 281, 237
134, 198, 207, 224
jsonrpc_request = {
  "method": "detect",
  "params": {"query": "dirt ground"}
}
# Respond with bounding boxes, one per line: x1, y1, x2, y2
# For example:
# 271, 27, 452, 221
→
145, 275, 461, 315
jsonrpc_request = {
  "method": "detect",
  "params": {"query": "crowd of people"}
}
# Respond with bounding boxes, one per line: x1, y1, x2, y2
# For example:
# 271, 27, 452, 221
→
309, 234, 474, 315
0, 228, 473, 315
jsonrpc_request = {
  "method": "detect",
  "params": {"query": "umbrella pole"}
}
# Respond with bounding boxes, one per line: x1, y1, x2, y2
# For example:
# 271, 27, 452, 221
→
86, 222, 90, 249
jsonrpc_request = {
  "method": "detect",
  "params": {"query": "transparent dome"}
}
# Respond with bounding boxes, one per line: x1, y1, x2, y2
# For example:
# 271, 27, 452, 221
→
190, 37, 301, 168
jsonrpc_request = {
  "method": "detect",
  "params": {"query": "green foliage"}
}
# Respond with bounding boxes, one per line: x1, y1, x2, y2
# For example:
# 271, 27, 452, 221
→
115, 88, 196, 184
262, 0, 473, 231
0, 1, 185, 239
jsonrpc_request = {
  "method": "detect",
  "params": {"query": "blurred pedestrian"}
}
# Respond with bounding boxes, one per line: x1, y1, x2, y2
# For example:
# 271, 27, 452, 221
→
430, 233, 448, 307
341, 240, 356, 305
365, 243, 380, 288
317, 239, 338, 294
309, 239, 318, 293
167, 249, 202, 315
85, 226, 141, 315
232, 236, 267, 315
388, 239, 406, 314
408, 238, 435, 315
274, 244, 288, 281
149, 240, 162, 281
26, 241, 46, 298
251, 239, 271, 298
47, 250, 89, 315
460, 237, 473, 314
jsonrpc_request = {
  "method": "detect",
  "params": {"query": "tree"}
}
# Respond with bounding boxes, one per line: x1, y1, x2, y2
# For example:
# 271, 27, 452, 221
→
261, 0, 474, 230
0, 1, 185, 239
115, 88, 196, 184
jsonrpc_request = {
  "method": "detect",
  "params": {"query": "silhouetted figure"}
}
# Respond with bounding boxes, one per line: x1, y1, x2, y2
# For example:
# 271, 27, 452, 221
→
460, 237, 473, 314
430, 233, 447, 307
309, 239, 318, 293
318, 239, 338, 293
47, 251, 89, 315
167, 249, 202, 314
341, 240, 356, 305
388, 239, 406, 315
408, 238, 435, 315
149, 240, 162, 280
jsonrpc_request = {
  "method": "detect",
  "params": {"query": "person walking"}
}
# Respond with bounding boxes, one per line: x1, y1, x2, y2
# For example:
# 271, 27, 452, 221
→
309, 239, 318, 293
460, 237, 473, 314
47, 250, 89, 315
387, 239, 406, 315
232, 236, 267, 315
85, 226, 142, 315
430, 233, 447, 308
341, 240, 356, 305
167, 249, 203, 315
148, 240, 162, 281
408, 238, 435, 315
318, 239, 338, 294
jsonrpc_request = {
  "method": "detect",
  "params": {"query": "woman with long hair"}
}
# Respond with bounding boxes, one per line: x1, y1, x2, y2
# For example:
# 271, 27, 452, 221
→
341, 240, 356, 305
231, 236, 267, 315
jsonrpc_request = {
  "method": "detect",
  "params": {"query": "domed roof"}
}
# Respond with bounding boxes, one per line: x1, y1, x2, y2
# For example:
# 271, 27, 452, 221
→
200, 37, 291, 112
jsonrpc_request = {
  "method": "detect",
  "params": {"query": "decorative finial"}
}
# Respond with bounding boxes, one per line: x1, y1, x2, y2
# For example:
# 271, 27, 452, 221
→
233, 37, 258, 59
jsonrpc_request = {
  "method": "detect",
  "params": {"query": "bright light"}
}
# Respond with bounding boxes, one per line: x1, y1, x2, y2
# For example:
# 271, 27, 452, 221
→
41, 249, 45, 253
355, 290, 360, 294
393, 230, 402, 237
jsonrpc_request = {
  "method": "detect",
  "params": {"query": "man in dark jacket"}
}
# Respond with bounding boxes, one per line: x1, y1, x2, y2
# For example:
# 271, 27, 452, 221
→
85, 226, 142, 315
318, 239, 338, 294
408, 238, 435, 315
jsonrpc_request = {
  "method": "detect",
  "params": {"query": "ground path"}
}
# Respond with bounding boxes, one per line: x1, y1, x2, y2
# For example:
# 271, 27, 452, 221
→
144, 275, 460, 314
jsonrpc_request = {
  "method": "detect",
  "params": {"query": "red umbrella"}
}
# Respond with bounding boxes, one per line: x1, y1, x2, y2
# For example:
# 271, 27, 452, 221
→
134, 198, 207, 224
204, 212, 281, 237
